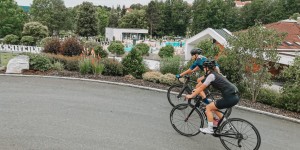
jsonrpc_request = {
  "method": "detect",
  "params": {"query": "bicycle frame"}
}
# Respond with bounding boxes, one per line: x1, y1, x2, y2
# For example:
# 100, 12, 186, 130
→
187, 97, 240, 140
175, 75, 196, 98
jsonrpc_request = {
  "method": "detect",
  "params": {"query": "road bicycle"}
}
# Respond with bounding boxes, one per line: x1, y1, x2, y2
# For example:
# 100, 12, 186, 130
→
170, 96, 261, 150
167, 74, 223, 107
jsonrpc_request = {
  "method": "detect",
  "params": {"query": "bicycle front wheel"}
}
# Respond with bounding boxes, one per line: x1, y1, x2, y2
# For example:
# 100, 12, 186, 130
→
167, 84, 191, 107
219, 118, 261, 150
170, 104, 205, 137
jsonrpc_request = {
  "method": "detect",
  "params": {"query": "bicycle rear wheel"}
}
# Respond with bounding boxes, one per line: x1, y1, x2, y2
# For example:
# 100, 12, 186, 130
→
167, 84, 191, 107
170, 104, 205, 137
219, 118, 261, 150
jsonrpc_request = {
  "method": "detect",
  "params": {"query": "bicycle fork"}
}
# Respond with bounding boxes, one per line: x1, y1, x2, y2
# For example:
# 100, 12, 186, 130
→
184, 107, 196, 122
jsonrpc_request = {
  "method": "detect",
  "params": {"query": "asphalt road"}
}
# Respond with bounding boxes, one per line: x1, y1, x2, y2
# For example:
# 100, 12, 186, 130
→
0, 76, 299, 150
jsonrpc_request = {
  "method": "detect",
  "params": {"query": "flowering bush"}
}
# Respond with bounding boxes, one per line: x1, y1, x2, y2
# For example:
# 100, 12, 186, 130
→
142, 71, 162, 83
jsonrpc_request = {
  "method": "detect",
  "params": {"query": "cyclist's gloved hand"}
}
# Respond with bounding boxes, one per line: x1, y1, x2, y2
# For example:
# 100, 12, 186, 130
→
175, 74, 181, 78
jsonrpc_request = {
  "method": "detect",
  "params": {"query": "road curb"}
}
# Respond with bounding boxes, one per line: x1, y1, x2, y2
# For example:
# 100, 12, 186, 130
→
1, 74, 300, 124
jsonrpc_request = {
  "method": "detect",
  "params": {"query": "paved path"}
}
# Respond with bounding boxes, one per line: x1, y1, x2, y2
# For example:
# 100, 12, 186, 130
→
0, 76, 299, 150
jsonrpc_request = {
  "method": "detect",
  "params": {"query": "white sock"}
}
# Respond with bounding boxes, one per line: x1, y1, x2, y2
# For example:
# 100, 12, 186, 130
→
208, 122, 213, 130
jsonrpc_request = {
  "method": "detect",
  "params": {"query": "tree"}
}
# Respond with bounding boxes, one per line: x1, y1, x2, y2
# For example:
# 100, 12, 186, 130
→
130, 3, 143, 10
226, 23, 285, 102
158, 45, 174, 58
97, 7, 110, 35
118, 9, 148, 29
107, 41, 125, 56
290, 13, 300, 20
122, 48, 146, 79
196, 39, 220, 59
22, 22, 49, 42
134, 43, 150, 56
63, 7, 79, 32
121, 5, 126, 17
146, 1, 161, 37
191, 0, 210, 35
0, 0, 27, 38
191, 0, 236, 34
30, 0, 67, 35
170, 0, 191, 36
108, 8, 119, 27
75, 2, 98, 38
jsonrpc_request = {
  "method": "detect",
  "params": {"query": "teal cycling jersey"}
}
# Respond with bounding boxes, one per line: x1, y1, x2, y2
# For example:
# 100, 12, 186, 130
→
190, 57, 220, 71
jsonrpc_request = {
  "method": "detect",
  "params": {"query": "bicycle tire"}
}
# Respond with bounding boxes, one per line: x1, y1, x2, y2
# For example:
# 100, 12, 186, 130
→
167, 84, 192, 107
219, 118, 261, 150
170, 103, 205, 137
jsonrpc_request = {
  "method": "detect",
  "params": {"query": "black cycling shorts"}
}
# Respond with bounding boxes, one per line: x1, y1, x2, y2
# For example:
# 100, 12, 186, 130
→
215, 94, 239, 109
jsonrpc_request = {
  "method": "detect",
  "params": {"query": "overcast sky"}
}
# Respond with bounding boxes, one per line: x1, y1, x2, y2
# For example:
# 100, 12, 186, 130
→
15, 0, 194, 7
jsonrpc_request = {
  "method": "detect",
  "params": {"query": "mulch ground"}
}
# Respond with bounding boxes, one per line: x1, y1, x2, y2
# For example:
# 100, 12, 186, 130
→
1, 69, 299, 120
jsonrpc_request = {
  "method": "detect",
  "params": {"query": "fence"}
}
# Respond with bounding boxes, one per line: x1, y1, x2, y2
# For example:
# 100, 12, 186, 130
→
0, 44, 43, 53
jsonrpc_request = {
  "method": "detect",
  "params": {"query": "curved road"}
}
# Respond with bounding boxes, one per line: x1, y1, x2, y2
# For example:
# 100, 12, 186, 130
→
0, 76, 299, 150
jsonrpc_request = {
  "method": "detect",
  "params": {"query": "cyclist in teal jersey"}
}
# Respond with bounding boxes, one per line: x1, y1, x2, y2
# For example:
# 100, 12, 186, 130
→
176, 48, 221, 104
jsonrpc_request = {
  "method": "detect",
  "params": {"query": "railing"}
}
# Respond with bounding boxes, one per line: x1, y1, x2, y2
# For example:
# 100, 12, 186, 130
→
0, 44, 43, 53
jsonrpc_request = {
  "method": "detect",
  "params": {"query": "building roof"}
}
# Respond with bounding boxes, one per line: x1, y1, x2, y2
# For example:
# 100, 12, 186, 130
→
264, 20, 300, 51
213, 29, 232, 40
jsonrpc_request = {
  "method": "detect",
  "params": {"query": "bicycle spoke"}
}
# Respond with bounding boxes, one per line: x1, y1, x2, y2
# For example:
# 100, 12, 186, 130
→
219, 118, 261, 150
170, 104, 204, 136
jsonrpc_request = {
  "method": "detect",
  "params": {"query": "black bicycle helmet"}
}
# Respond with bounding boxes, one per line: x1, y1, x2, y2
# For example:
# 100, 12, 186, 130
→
190, 48, 202, 55
203, 59, 216, 69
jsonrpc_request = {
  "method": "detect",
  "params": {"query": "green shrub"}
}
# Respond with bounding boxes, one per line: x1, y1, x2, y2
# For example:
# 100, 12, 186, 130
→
122, 48, 146, 79
45, 54, 80, 71
142, 71, 162, 83
61, 37, 84, 56
39, 37, 53, 47
79, 58, 104, 75
79, 58, 93, 74
93, 62, 104, 74
279, 56, 300, 112
21, 36, 35, 46
51, 61, 64, 71
134, 43, 150, 56
159, 73, 177, 85
22, 22, 48, 41
102, 58, 124, 76
84, 41, 98, 50
108, 41, 125, 56
43, 38, 61, 54
160, 56, 181, 74
281, 83, 300, 112
256, 88, 281, 106
158, 45, 174, 58
63, 57, 80, 71
3, 34, 19, 45
27, 53, 51, 71
94, 45, 108, 58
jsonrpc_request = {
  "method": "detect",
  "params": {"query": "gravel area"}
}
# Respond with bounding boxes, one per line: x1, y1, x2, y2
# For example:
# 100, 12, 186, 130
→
2, 70, 299, 120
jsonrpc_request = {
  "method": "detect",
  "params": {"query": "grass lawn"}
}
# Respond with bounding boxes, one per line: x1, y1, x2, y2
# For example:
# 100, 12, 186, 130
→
0, 52, 18, 67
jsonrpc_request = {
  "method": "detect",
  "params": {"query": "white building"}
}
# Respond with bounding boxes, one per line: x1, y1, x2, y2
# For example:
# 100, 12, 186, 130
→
184, 28, 232, 60
105, 28, 148, 41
